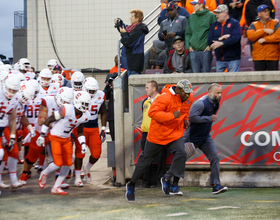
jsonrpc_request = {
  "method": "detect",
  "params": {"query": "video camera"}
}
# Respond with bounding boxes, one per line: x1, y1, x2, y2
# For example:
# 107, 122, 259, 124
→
114, 18, 123, 28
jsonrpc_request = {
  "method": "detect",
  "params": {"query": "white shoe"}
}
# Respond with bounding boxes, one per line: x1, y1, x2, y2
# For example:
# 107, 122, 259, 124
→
51, 186, 68, 195
83, 166, 91, 182
11, 181, 23, 189
38, 172, 47, 189
0, 181, 10, 189
75, 178, 84, 187
61, 181, 69, 189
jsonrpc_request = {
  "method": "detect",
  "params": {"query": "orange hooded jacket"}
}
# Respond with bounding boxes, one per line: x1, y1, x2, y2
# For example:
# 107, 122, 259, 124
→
147, 84, 193, 145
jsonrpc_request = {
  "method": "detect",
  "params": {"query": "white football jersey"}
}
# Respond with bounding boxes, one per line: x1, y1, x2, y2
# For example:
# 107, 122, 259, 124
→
84, 90, 105, 128
25, 97, 41, 127
50, 104, 90, 138
34, 95, 59, 132
37, 83, 60, 100
0, 88, 20, 127
24, 71, 36, 80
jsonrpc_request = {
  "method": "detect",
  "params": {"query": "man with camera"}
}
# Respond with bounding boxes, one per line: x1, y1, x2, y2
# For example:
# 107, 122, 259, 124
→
115, 9, 149, 76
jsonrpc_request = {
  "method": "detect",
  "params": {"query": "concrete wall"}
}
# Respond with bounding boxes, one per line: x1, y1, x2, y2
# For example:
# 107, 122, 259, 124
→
13, 29, 27, 63
27, 0, 159, 71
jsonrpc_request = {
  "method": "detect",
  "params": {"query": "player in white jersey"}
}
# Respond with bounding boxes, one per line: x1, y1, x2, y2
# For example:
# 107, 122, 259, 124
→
23, 69, 59, 175
46, 59, 59, 71
73, 77, 107, 186
37, 91, 91, 195
17, 58, 36, 80
0, 74, 23, 189
19, 87, 73, 186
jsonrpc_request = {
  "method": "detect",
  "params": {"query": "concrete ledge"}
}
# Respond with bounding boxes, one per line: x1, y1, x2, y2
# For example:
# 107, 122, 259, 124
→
129, 71, 280, 85
181, 170, 280, 187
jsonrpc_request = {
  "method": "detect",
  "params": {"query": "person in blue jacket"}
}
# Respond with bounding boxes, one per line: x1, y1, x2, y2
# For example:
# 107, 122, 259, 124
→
208, 4, 241, 72
158, 0, 190, 25
115, 9, 149, 76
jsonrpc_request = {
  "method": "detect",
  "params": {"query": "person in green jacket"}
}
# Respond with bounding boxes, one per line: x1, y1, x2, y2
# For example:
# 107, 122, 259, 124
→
185, 0, 216, 73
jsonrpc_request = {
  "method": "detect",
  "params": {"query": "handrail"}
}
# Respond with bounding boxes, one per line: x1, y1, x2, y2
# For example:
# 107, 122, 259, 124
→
146, 13, 160, 26
143, 4, 161, 22
144, 25, 159, 45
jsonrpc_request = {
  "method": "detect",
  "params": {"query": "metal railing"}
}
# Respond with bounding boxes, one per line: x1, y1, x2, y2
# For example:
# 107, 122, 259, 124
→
14, 11, 27, 29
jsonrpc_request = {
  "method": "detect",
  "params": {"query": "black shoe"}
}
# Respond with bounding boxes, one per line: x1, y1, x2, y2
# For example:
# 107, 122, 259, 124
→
160, 177, 170, 196
37, 167, 43, 174
125, 182, 135, 202
212, 185, 228, 195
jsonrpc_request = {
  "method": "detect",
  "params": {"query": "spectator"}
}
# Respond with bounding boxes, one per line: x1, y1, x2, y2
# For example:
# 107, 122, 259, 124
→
224, 0, 245, 21
184, 83, 228, 195
110, 55, 125, 74
185, 0, 216, 73
164, 35, 192, 73
115, 9, 149, 76
208, 4, 241, 72
244, 0, 275, 28
52, 64, 62, 74
125, 79, 193, 201
247, 4, 280, 71
153, 2, 188, 65
140, 81, 160, 188
158, 0, 190, 25
183, 0, 217, 15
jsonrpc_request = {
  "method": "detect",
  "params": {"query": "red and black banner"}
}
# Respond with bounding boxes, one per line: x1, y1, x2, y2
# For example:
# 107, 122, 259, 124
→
133, 83, 280, 166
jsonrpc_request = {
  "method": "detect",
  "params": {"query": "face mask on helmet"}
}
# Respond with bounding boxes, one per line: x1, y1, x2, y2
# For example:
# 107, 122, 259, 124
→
83, 77, 99, 99
73, 91, 91, 113
39, 68, 53, 87
71, 71, 85, 91
19, 58, 31, 72
3, 74, 20, 100
28, 79, 40, 99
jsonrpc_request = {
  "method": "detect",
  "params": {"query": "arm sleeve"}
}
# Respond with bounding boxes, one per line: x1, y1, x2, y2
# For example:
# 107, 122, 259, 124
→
185, 18, 192, 50
223, 21, 241, 47
247, 23, 265, 42
207, 23, 217, 45
189, 100, 213, 123
158, 23, 164, 40
264, 22, 280, 43
148, 95, 175, 123
121, 28, 144, 48
158, 9, 166, 25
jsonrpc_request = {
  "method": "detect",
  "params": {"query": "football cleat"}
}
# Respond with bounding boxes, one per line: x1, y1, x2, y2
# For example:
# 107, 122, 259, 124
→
38, 172, 47, 189
19, 173, 28, 186
11, 181, 23, 189
0, 181, 10, 189
74, 178, 84, 187
51, 186, 68, 195
61, 181, 69, 189
83, 166, 91, 182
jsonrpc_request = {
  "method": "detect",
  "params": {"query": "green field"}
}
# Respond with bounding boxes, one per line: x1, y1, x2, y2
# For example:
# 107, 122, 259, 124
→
0, 186, 279, 220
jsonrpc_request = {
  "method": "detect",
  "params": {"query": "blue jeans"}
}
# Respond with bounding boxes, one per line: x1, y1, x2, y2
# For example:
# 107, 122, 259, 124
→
127, 70, 140, 77
216, 60, 240, 72
190, 50, 212, 73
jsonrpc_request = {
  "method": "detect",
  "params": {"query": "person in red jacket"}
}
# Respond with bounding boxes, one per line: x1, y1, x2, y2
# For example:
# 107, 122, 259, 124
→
125, 79, 193, 202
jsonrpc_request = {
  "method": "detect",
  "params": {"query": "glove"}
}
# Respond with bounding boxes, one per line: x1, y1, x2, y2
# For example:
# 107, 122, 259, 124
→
29, 127, 36, 138
36, 136, 45, 147
99, 129, 106, 143
81, 144, 87, 154
7, 136, 15, 152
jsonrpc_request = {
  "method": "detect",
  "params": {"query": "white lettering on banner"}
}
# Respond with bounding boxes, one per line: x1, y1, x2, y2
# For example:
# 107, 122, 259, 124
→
273, 152, 280, 161
241, 131, 280, 147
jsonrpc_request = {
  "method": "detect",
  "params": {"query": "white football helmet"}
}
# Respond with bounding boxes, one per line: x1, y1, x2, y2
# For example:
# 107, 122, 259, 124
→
71, 71, 84, 91
73, 91, 91, 113
47, 59, 58, 71
13, 62, 19, 70
19, 81, 36, 104
0, 65, 11, 73
38, 68, 52, 87
18, 58, 31, 72
2, 74, 20, 99
56, 87, 73, 107
0, 61, 4, 66
29, 79, 40, 99
83, 77, 99, 99
51, 74, 65, 86
0, 70, 9, 86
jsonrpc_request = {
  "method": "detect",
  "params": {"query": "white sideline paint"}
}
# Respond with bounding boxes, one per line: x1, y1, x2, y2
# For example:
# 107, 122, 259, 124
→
207, 206, 240, 210
166, 213, 189, 217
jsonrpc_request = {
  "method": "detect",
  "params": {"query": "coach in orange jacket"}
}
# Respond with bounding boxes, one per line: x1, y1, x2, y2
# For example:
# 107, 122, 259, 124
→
125, 79, 193, 202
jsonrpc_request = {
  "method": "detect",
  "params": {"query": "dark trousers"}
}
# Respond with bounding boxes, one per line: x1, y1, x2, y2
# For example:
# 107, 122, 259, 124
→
254, 60, 278, 71
194, 136, 220, 185
141, 132, 166, 186
131, 138, 187, 183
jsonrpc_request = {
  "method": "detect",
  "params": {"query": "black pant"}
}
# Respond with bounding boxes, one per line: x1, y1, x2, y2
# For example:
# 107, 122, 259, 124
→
254, 60, 278, 71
